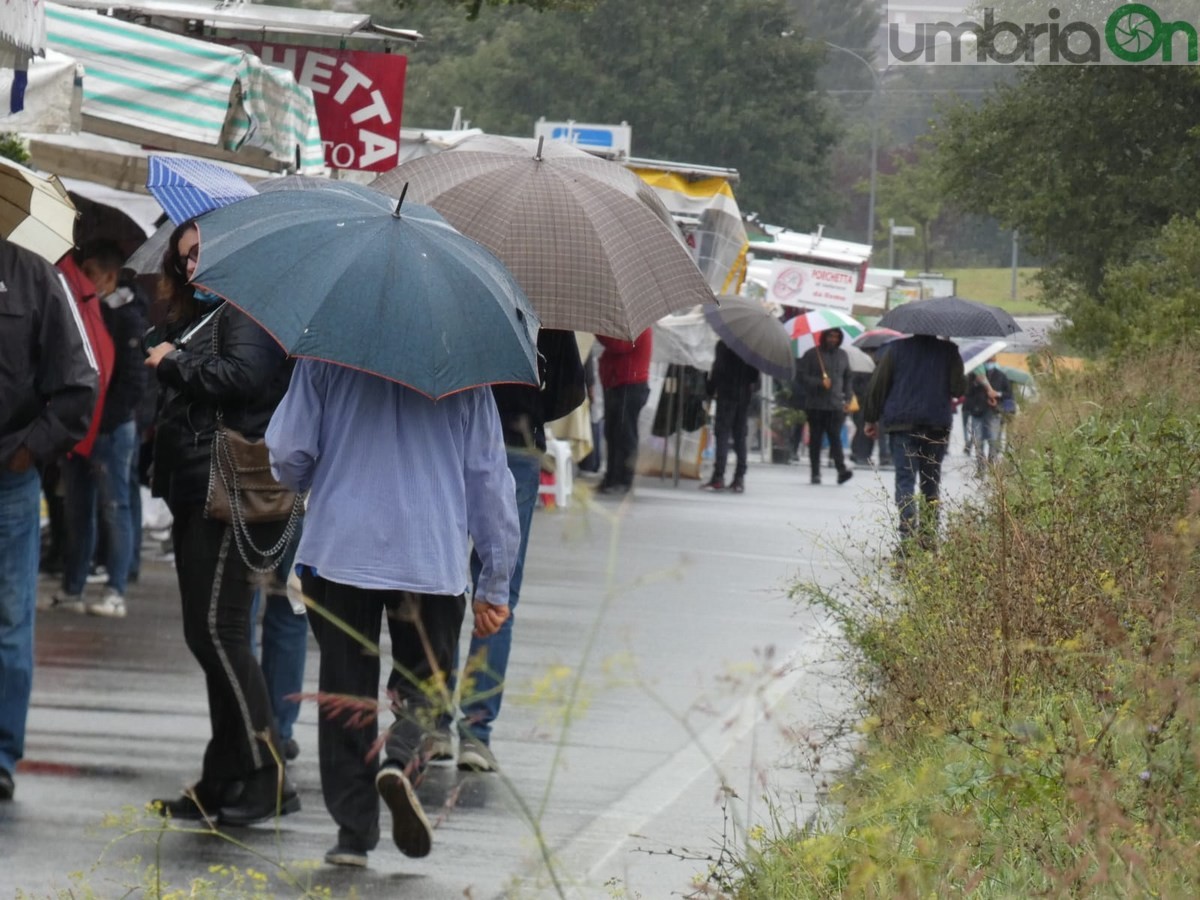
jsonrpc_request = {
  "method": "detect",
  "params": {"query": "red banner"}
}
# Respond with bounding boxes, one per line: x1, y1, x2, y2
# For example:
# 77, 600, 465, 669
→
236, 42, 406, 172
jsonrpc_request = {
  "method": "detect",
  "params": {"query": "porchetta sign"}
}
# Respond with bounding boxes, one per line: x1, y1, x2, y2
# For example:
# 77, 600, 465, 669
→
768, 260, 856, 311
238, 42, 407, 172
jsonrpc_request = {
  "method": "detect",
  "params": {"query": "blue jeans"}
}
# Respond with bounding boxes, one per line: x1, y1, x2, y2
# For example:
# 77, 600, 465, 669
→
890, 427, 949, 546
62, 419, 137, 595
446, 448, 541, 745
128, 443, 142, 581
969, 412, 1001, 468
249, 533, 306, 742
0, 468, 42, 774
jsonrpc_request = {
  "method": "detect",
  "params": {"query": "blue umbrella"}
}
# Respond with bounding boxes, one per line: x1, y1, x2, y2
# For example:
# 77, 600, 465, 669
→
190, 183, 540, 399
146, 155, 257, 225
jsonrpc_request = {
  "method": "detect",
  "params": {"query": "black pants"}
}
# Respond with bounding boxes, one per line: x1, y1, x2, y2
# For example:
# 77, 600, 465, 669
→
806, 409, 848, 476
302, 571, 465, 852
850, 406, 873, 463
171, 507, 282, 788
601, 382, 650, 489
712, 388, 750, 481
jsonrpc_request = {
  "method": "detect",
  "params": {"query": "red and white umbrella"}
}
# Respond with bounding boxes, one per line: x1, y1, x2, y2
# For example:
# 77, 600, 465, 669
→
789, 308, 863, 357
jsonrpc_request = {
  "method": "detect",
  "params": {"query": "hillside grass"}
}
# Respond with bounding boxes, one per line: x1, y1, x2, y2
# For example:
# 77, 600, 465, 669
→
736, 346, 1200, 898
928, 267, 1051, 315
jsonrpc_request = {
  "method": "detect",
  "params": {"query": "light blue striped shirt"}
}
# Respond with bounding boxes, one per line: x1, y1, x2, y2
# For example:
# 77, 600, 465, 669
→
266, 361, 519, 605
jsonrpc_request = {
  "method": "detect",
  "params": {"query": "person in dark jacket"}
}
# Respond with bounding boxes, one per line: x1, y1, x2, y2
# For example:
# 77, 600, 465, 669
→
863, 334, 967, 551
701, 340, 761, 493
50, 241, 149, 618
433, 329, 585, 770
0, 238, 98, 800
596, 329, 653, 496
797, 329, 855, 485
144, 220, 299, 826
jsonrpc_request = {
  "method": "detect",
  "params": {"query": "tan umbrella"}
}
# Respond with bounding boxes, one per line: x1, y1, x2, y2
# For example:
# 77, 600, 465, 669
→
0, 157, 76, 263
372, 134, 715, 340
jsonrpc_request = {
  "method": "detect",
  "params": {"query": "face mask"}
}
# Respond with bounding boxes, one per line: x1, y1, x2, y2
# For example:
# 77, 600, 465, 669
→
193, 288, 223, 305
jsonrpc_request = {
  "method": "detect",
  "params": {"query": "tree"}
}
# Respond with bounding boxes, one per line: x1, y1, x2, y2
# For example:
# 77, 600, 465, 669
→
396, 0, 841, 227
936, 66, 1200, 295
870, 143, 943, 271
394, 0, 593, 20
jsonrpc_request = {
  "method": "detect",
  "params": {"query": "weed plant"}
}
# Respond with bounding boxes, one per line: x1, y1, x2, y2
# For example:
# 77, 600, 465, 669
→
739, 346, 1200, 898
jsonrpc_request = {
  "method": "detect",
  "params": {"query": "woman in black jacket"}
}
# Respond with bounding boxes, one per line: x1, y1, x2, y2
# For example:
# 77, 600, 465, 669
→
144, 220, 299, 825
797, 329, 855, 486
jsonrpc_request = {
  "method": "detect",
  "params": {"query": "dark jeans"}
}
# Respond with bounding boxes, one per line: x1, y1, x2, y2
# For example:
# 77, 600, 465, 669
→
302, 571, 465, 852
172, 507, 282, 787
0, 468, 40, 775
806, 409, 848, 476
444, 448, 541, 745
850, 407, 873, 462
890, 427, 950, 546
601, 381, 650, 489
712, 388, 750, 482
249, 529, 305, 742
62, 419, 137, 595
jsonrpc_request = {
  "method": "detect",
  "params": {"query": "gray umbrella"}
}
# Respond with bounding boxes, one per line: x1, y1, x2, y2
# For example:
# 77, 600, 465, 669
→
703, 294, 793, 382
372, 134, 715, 340
125, 175, 367, 274
878, 296, 1022, 338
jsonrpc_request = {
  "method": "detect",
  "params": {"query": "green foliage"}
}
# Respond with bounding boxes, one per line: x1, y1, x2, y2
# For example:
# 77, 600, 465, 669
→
742, 347, 1200, 896
395, 0, 594, 20
0, 132, 29, 164
396, 0, 841, 226
869, 141, 943, 270
935, 66, 1200, 295
1065, 213, 1200, 354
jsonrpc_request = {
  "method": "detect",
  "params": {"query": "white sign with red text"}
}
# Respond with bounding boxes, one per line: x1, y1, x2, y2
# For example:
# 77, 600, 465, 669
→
767, 260, 857, 311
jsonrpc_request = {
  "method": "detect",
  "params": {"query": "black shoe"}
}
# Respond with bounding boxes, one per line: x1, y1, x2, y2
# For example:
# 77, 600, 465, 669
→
218, 770, 300, 826
700, 478, 725, 492
283, 738, 300, 762
153, 779, 241, 821
0, 768, 13, 801
154, 794, 211, 821
837, 469, 854, 485
377, 765, 432, 858
728, 479, 744, 494
810, 473, 821, 484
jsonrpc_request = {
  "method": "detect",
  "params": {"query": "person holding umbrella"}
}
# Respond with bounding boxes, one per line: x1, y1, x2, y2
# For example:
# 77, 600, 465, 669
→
701, 341, 760, 493
797, 329, 855, 486
144, 221, 300, 826
863, 334, 967, 553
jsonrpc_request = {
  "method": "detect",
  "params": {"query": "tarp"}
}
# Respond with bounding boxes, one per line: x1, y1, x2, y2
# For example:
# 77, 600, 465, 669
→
45, 3, 325, 173
0, 49, 81, 132
629, 168, 748, 297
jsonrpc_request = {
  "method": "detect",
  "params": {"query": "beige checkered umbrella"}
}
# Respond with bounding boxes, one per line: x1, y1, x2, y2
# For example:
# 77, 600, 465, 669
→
0, 157, 76, 263
372, 134, 715, 340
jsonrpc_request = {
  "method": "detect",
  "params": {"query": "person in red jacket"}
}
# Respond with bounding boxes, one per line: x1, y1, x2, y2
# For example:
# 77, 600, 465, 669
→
596, 329, 653, 496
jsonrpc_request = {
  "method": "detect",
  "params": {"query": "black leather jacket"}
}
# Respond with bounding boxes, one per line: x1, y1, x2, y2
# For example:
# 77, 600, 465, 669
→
151, 303, 292, 510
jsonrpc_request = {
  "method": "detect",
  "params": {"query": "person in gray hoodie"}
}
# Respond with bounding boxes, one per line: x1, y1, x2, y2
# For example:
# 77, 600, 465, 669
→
797, 329, 855, 485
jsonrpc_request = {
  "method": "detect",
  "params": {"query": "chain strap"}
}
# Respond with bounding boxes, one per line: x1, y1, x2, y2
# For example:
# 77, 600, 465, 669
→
209, 304, 302, 573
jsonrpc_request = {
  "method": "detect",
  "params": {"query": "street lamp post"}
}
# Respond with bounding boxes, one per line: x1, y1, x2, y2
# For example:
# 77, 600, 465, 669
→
823, 42, 880, 248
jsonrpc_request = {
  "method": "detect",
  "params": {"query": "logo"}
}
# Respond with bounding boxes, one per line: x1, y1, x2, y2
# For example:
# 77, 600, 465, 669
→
888, 3, 1198, 65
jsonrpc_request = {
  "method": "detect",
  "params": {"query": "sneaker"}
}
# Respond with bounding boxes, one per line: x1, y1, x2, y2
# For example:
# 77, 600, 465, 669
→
376, 766, 432, 858
458, 741, 498, 773
700, 478, 725, 492
837, 469, 854, 485
728, 479, 744, 494
48, 591, 85, 613
422, 728, 453, 763
86, 591, 127, 618
85, 567, 108, 585
283, 738, 300, 762
324, 843, 368, 867
0, 768, 13, 800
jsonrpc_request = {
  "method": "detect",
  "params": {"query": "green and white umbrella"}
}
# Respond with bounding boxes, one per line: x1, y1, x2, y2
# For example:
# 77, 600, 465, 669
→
0, 157, 76, 262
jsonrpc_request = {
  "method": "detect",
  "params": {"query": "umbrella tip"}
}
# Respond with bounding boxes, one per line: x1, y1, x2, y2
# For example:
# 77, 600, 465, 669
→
535, 136, 544, 162
393, 183, 409, 218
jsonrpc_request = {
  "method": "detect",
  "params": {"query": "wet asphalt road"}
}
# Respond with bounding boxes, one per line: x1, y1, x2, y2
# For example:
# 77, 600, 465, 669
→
0, 452, 975, 899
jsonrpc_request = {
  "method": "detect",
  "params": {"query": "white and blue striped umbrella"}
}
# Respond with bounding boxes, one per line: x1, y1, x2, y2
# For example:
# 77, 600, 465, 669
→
146, 156, 258, 226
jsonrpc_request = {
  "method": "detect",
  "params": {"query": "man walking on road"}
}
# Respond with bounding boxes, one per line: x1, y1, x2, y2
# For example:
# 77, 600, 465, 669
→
267, 360, 519, 868
0, 239, 99, 800
863, 334, 966, 553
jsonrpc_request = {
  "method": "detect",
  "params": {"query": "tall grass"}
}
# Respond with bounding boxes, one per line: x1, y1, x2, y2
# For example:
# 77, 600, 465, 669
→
738, 346, 1200, 898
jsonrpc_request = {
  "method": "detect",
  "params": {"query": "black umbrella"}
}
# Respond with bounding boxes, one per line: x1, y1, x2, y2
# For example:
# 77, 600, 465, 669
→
878, 296, 1022, 338
704, 294, 794, 382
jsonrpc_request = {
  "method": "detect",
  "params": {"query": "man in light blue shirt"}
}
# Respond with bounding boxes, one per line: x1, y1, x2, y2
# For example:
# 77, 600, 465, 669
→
267, 359, 518, 868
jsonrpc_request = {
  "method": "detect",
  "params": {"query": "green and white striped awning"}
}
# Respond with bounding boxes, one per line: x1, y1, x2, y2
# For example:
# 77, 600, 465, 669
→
45, 3, 325, 173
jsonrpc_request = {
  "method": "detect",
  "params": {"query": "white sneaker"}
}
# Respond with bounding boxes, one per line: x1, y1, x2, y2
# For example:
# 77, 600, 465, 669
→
85, 567, 108, 585
86, 591, 127, 619
457, 742, 498, 773
47, 591, 85, 614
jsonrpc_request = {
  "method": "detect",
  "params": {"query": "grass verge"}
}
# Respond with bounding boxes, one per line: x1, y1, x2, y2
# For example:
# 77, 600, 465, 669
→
736, 345, 1200, 898
931, 268, 1050, 315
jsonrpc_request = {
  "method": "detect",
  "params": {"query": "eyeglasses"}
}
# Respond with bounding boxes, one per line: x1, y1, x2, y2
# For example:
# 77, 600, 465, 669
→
174, 245, 199, 276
